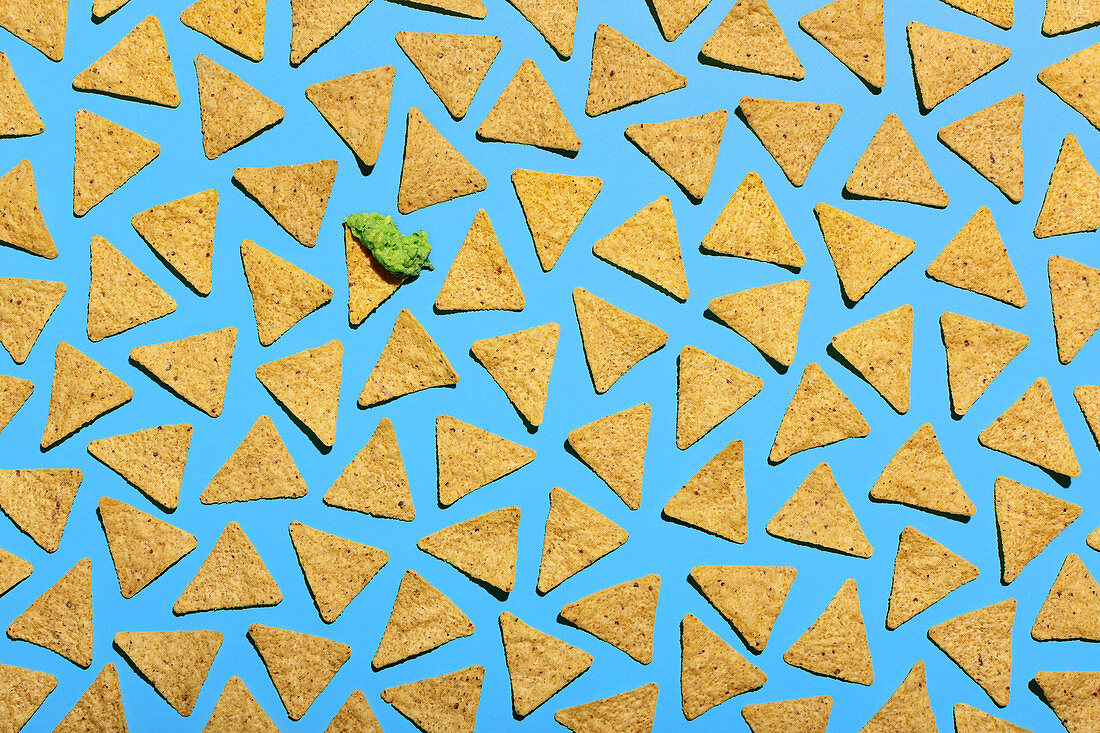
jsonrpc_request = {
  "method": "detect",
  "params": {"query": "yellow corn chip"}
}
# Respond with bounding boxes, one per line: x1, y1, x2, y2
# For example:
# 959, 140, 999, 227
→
7, 558, 93, 668
689, 564, 795, 652
567, 403, 650, 510
195, 54, 284, 160
326, 691, 383, 733
650, 0, 711, 41
73, 16, 179, 107
42, 342, 133, 450
626, 110, 727, 202
708, 280, 809, 368
0, 664, 55, 731
0, 52, 44, 137
941, 312, 1028, 416
939, 94, 1024, 202
1035, 135, 1100, 239
389, 0, 486, 17
506, 0, 575, 57
740, 99, 842, 188
1089, 528, 1100, 552
929, 599, 1016, 706
928, 208, 1026, 307
586, 24, 687, 117
769, 363, 869, 463
573, 287, 668, 393
88, 235, 177, 342
560, 574, 660, 663
859, 661, 937, 732
241, 239, 332, 346
0, 468, 81, 552
0, 374, 32, 434
593, 196, 689, 301
831, 305, 913, 413
887, 526, 978, 630
173, 521, 282, 614
680, 614, 766, 720
132, 190, 218, 296
0, 0, 67, 61
203, 676, 278, 731
512, 169, 601, 272
1050, 255, 1100, 364
398, 107, 486, 214
0, 160, 55, 258
248, 623, 351, 720
345, 225, 403, 325
256, 340, 342, 448
702, 172, 805, 266
1032, 553, 1100, 642
941, 0, 1013, 28
555, 683, 658, 732
306, 66, 394, 167
701, 0, 805, 80
995, 476, 1081, 583
1044, 0, 1100, 35
0, 277, 64, 363
814, 203, 915, 303
908, 21, 1011, 111
767, 462, 874, 557
129, 327, 236, 417
73, 110, 159, 216
1077, 385, 1100, 449
471, 324, 559, 427
114, 630, 221, 715
234, 160, 337, 248
1033, 670, 1100, 732
0, 547, 32, 598
199, 415, 307, 504
478, 59, 580, 154
800, 0, 885, 89
290, 0, 371, 65
99, 496, 196, 598
373, 570, 473, 670
93, 0, 132, 20
380, 665, 484, 733
663, 440, 749, 543
845, 113, 949, 207
435, 209, 525, 312
396, 32, 500, 120
980, 377, 1081, 477
1038, 42, 1100, 131
538, 486, 628, 594
742, 696, 832, 733
180, 0, 266, 61
783, 578, 873, 685
437, 414, 535, 506
324, 417, 415, 521
418, 506, 520, 594
500, 611, 592, 717
676, 345, 762, 449
55, 664, 126, 733
953, 702, 1029, 732
289, 521, 387, 623
871, 423, 975, 519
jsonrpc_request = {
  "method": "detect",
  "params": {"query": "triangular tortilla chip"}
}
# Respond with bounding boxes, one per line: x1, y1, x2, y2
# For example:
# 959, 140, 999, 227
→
195, 54, 284, 160
941, 0, 1014, 28
814, 203, 915, 303
560, 575, 660, 663
512, 169, 601, 271
373, 570, 473, 670
256, 340, 342, 447
859, 661, 937, 732
73, 110, 159, 216
650, 0, 711, 40
664, 440, 749, 543
500, 611, 593, 717
471, 324, 559, 427
326, 691, 383, 733
740, 99, 842, 187
73, 16, 179, 107
783, 578, 874, 685
435, 209, 525, 312
799, 0, 885, 89
0, 468, 81, 552
290, 521, 387, 622
1044, 0, 1100, 35
248, 623, 351, 719
7, 558, 93, 668
1077, 385, 1100, 449
398, 107, 486, 214
1089, 527, 1100, 552
1032, 553, 1100, 642
396, 32, 499, 119
627, 110, 727, 202
203, 677, 278, 732
586, 24, 687, 116
54, 664, 125, 732
938, 94, 1024, 202
0, 664, 55, 731
701, 0, 805, 80
290, 0, 370, 65
234, 160, 337, 247
708, 280, 809, 367
506, 0, 576, 57
743, 696, 833, 733
380, 666, 484, 733
113, 629, 222, 715
324, 418, 414, 520
979, 378, 1081, 477
0, 276, 63, 363
870, 423, 975, 519
0, 374, 32, 434
478, 59, 580, 154
0, 0, 67, 60
929, 599, 1016, 706
359, 310, 458, 407
941, 312, 1028, 416
437, 414, 535, 506
567, 403, 650, 510
573, 287, 668, 394
831, 305, 913, 413
241, 239, 332, 345
689, 564, 796, 652
769, 363, 869, 463
0, 547, 32, 597
680, 614, 767, 720
886, 526, 978, 629
1038, 42, 1100, 131
42, 342, 133, 450
132, 189, 218, 295
180, 0, 265, 61
306, 66, 393, 166
593, 196, 689, 301
928, 207, 1026, 307
702, 172, 805, 266
98, 496, 196, 598
766, 462, 874, 557
173, 521, 282, 613
93, 0, 131, 21
0, 160, 55, 258
1050, 255, 1100, 364
845, 114, 949, 207
995, 476, 1081, 583
391, 0, 486, 17
1033, 671, 1100, 733
953, 702, 1029, 732
345, 225, 403, 325
418, 506, 520, 593
555, 683, 658, 732
0, 52, 44, 136
199, 415, 307, 504
677, 345, 762, 449
538, 487, 628, 593
87, 234, 177, 342
908, 21, 1011, 111
129, 327, 237, 417
1035, 135, 1100, 239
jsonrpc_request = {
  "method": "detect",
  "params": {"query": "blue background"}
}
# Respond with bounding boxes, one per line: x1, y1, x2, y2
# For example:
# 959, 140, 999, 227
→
1, 0, 1098, 730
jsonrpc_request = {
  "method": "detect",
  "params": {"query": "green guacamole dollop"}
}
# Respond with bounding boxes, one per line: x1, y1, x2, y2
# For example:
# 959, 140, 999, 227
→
345, 212, 433, 276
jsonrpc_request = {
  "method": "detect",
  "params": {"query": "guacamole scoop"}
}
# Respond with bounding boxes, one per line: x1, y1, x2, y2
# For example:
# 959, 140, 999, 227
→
345, 212, 433, 276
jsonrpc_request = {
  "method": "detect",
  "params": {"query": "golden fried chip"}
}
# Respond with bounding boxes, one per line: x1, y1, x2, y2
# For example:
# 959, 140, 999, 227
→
928, 599, 1016, 707
512, 169, 600, 271
380, 666, 484, 733
537, 487, 628, 594
701, 0, 804, 80
702, 172, 805, 265
859, 661, 936, 732
814, 203, 915, 303
663, 440, 749, 544
831, 305, 912, 413
783, 578, 873, 685
290, 521, 387, 623
234, 160, 337, 248
800, 0, 885, 88
87, 234, 176, 342
132, 189, 218, 296
290, 0, 370, 65
398, 108, 486, 214
592, 196, 689, 301
626, 110, 727, 201
1032, 553, 1100, 642
1038, 42, 1100, 131
567, 403, 650, 510
42, 342, 132, 450
73, 16, 179, 107
195, 54, 284, 160
677, 345, 762, 449
908, 21, 1010, 111
995, 476, 1081, 583
586, 24, 686, 116
0, 468, 81, 552
500, 611, 593, 717
418, 506, 520, 593
506, 0, 575, 56
0, 160, 55, 258
0, 0, 67, 61
99, 496, 196, 598
928, 207, 1025, 307
1033, 670, 1100, 732
256, 340, 342, 448
681, 614, 766, 720
306, 66, 393, 166
650, 0, 711, 41
1035, 135, 1100, 238
708, 280, 809, 367
324, 417, 414, 520
938, 94, 1024, 202
743, 696, 832, 733
436, 209, 525, 312
73, 110, 159, 216
248, 623, 351, 720
560, 575, 660, 663
0, 663, 55, 731
941, 312, 1028, 416
199, 415, 307, 504
129, 327, 236, 417
690, 565, 795, 652
7, 558, 93, 668
845, 113, 949, 207
769, 363, 869, 463
325, 691, 382, 733
173, 522, 282, 614
870, 423, 975, 519
766, 462, 873, 558
180, 0, 265, 61
241, 239, 332, 345
202, 676, 278, 731
573, 287, 667, 393
0, 373, 32, 434
979, 377, 1080, 477
739, 101, 842, 187
372, 570, 473, 670
54, 663, 126, 733
437, 414, 535, 506
555, 683, 658, 732
1049, 255, 1100, 364
478, 59, 580, 154
114, 629, 222, 715
471, 324, 559, 427
0, 52, 44, 136
887, 526, 978, 630
396, 32, 499, 119
941, 0, 1013, 28
0, 276, 63, 362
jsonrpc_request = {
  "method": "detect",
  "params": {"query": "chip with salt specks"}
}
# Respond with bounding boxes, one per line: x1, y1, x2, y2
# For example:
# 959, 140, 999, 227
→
380, 665, 484, 733
1089, 528, 1100, 552
372, 570, 474, 670
326, 690, 383, 733
345, 225, 403, 326
537, 486, 628, 594
663, 440, 749, 544
566, 402, 650, 510
324, 417, 415, 521
1033, 670, 1100, 733
1032, 553, 1100, 642
173, 521, 283, 614
0, 374, 32, 435
941, 312, 1028, 417
766, 462, 874, 558
689, 564, 796, 652
0, 160, 56, 258
98, 496, 196, 598
740, 99, 842, 187
129, 327, 237, 418
677, 345, 763, 449
769, 362, 869, 464
1043, 0, 1100, 36
241, 239, 332, 346
560, 574, 660, 664
418, 506, 520, 594
0, 0, 67, 61
0, 547, 32, 598
180, 0, 266, 61
626, 110, 727, 202
700, 0, 805, 80
512, 169, 601, 272
650, 0, 711, 41
887, 527, 978, 630
1035, 135, 1100, 239
199, 415, 307, 504
471, 323, 559, 428
783, 578, 874, 685
814, 203, 915, 304
831, 304, 913, 414
54, 663, 126, 733
0, 52, 44, 137
1038, 42, 1100, 132
995, 476, 1081, 584
500, 611, 593, 717
0, 277, 64, 364
290, 0, 371, 66
680, 613, 767, 721
555, 682, 659, 732
870, 423, 976, 520
436, 414, 535, 506
0, 663, 56, 731
87, 235, 177, 343
707, 280, 810, 368
799, 0, 885, 89
113, 629, 222, 716
234, 160, 337, 248
927, 207, 1026, 307
941, 0, 1014, 28
478, 59, 580, 154
979, 377, 1081, 478
203, 676, 278, 731
928, 599, 1016, 707
93, 0, 132, 21
702, 172, 805, 267
592, 196, 689, 301
306, 66, 394, 168
845, 113, 949, 208
396, 32, 500, 120
398, 107, 487, 214
586, 24, 687, 117
953, 702, 1029, 733
938, 93, 1024, 203
1050, 255, 1100, 365
256, 340, 342, 448
132, 189, 218, 296
391, 0, 486, 18
195, 54, 284, 160
506, 0, 576, 57
742, 695, 833, 733
573, 287, 668, 394
7, 558, 93, 668
289, 520, 388, 623
858, 661, 937, 732
0, 468, 82, 553
435, 209, 525, 312
907, 21, 1011, 112
73, 16, 179, 108
1076, 385, 1100, 449
42, 342, 133, 450
248, 623, 351, 720
73, 109, 159, 217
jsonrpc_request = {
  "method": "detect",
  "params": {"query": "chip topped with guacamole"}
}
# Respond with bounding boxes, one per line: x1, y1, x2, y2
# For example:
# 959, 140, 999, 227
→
345, 212, 433, 276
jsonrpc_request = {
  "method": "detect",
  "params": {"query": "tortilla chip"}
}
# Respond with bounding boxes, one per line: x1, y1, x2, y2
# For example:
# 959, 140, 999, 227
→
54, 663, 126, 732
7, 558, 93, 668
701, 0, 805, 80
663, 440, 749, 543
418, 506, 519, 593
592, 196, 689, 301
289, 521, 387, 623
88, 235, 177, 342
129, 327, 236, 417
0, 664, 55, 731
512, 169, 601, 271
471, 324, 558, 427
478, 59, 580, 154
73, 109, 159, 216
345, 225, 403, 326
248, 624, 351, 720
1050, 255, 1100, 364
907, 21, 1010, 111
769, 363, 869, 463
567, 403, 650, 510
500, 611, 592, 717
436, 414, 535, 506
626, 110, 727, 202
396, 32, 499, 120
0, 0, 67, 60
555, 683, 658, 732
799, 0, 885, 88
506, 0, 575, 56
195, 54, 284, 160
234, 160, 337, 248
941, 313, 1028, 416
845, 113, 949, 207
677, 345, 762, 449
573, 287, 668, 393
979, 377, 1080, 477
306, 66, 393, 167
290, 0, 369, 65
98, 496, 196, 598
782, 578, 873, 685
435, 209, 525, 312
927, 208, 1026, 307
85, 429, 190, 505
680, 614, 766, 720
199, 415, 307, 504
859, 661, 937, 732
1089, 528, 1100, 552
538, 486, 628, 593
928, 599, 1015, 706
942, 0, 1013, 28
831, 304, 913, 413
42, 342, 133, 450
180, 0, 265, 61
708, 280, 809, 368
398, 107, 486, 214
93, 0, 131, 21
742, 696, 832, 733
373, 570, 473, 670
173, 521, 282, 614
132, 189, 218, 296
702, 172, 805, 266
886, 526, 978, 630
1038, 42, 1100, 131
1077, 385, 1100, 449
73, 16, 179, 107
326, 691, 383, 733
814, 203, 915, 303
256, 340, 342, 448
995, 476, 1081, 583
0, 547, 31, 598
324, 417, 414, 520
241, 239, 332, 345
586, 24, 687, 116
390, 0, 486, 18
0, 374, 32, 434
766, 462, 873, 558
0, 160, 55, 258
689, 565, 795, 652
953, 702, 1029, 732
380, 665, 484, 733
560, 574, 660, 663
113, 629, 222, 715
0, 52, 44, 136
741, 101, 842, 188
938, 94, 1024, 202
1044, 0, 1100, 35
203, 677, 278, 731
870, 423, 975, 519
1036, 135, 1100, 239
1034, 670, 1100, 732
0, 468, 81, 552
650, 0, 711, 40
1032, 553, 1100, 642
0, 277, 63, 365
